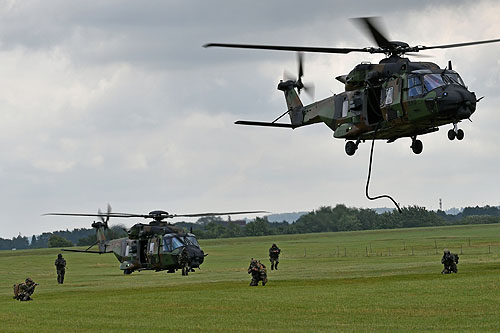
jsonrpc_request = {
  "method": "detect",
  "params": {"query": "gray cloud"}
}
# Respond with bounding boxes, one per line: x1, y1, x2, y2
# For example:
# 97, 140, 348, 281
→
0, 0, 499, 238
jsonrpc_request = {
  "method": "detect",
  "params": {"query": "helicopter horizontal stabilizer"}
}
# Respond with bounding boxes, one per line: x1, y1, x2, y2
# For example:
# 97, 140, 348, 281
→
235, 120, 301, 129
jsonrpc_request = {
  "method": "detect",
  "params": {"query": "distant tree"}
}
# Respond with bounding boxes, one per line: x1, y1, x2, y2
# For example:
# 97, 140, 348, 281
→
196, 216, 223, 226
0, 238, 12, 250
221, 222, 242, 238
77, 234, 97, 246
459, 215, 500, 225
30, 235, 38, 248
11, 235, 29, 249
48, 235, 73, 248
245, 217, 270, 236
204, 222, 227, 238
36, 233, 52, 248
105, 224, 128, 240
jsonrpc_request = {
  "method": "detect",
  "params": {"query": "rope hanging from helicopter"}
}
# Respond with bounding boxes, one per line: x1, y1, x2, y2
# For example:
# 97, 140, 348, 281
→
364, 123, 402, 214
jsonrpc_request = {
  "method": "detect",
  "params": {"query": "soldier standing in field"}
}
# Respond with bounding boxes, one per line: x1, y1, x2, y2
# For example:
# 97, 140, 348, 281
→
178, 247, 190, 276
269, 243, 281, 270
55, 253, 66, 284
441, 249, 459, 274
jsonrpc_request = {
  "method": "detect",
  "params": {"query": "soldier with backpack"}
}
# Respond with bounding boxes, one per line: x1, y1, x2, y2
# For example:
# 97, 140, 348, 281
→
13, 278, 38, 301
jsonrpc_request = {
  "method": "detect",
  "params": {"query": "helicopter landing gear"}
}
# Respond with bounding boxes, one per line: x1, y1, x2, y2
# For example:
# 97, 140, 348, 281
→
410, 136, 423, 154
123, 269, 133, 275
448, 124, 464, 141
345, 139, 361, 156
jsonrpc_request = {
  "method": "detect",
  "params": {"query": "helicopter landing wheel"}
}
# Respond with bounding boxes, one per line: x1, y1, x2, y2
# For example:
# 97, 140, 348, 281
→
448, 129, 456, 140
411, 139, 423, 154
456, 129, 464, 140
123, 269, 133, 275
345, 141, 357, 156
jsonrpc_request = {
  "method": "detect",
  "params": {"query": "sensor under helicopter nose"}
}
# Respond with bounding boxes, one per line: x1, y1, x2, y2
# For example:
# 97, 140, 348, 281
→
437, 86, 476, 120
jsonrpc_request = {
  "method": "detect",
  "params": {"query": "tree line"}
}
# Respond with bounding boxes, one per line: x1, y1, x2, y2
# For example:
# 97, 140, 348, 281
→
1, 205, 499, 250
191, 205, 500, 239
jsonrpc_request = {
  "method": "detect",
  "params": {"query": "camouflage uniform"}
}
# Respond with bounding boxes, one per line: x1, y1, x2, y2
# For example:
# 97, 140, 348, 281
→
269, 244, 281, 270
441, 249, 459, 274
248, 259, 267, 286
14, 278, 38, 301
54, 254, 66, 284
178, 248, 190, 276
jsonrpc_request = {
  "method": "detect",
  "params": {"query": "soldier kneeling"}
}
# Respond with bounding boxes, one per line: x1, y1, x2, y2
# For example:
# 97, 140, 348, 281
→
441, 249, 459, 274
248, 258, 267, 286
13, 278, 38, 301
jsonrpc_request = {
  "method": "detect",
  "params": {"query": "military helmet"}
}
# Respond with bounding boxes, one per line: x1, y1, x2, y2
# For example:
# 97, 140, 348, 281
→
272, 243, 276, 247
443, 248, 450, 254
58, 253, 63, 258
25, 277, 33, 283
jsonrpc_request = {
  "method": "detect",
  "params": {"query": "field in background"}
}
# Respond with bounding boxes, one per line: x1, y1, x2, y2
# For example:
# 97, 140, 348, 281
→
1, 223, 500, 332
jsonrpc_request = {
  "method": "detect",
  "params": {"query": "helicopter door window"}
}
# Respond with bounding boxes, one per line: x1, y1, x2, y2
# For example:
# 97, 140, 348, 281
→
163, 237, 172, 252
342, 99, 348, 117
384, 87, 393, 105
125, 245, 130, 257
149, 242, 155, 254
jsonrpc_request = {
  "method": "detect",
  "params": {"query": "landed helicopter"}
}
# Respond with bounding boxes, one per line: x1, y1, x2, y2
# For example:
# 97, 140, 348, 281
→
45, 205, 264, 275
204, 17, 500, 155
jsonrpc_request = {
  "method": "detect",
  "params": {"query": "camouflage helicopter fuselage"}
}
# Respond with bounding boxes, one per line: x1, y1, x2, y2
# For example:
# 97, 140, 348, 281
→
75, 221, 205, 275
276, 56, 476, 155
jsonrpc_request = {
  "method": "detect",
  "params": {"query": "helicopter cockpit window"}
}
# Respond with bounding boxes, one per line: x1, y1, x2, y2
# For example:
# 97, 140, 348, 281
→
171, 237, 184, 250
185, 236, 200, 248
444, 73, 465, 86
408, 76, 423, 97
423, 74, 445, 91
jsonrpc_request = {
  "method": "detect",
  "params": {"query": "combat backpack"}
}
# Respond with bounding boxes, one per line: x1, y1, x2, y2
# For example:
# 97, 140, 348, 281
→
13, 283, 21, 298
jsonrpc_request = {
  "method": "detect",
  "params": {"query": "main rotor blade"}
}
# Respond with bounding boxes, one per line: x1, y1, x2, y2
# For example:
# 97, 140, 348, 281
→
204, 43, 371, 54
173, 210, 268, 218
43, 212, 149, 218
351, 17, 392, 49
418, 38, 500, 51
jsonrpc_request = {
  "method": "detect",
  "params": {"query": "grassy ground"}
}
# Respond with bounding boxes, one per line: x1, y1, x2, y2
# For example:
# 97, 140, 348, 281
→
1, 224, 500, 332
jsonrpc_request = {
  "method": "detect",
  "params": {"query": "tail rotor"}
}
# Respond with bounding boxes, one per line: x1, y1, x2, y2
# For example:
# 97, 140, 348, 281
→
283, 52, 314, 99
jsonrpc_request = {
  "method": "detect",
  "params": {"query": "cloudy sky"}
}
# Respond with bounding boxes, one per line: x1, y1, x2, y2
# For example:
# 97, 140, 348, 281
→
0, 0, 499, 238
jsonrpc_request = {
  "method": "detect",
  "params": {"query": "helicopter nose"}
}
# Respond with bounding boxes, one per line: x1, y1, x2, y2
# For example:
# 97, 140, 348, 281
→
186, 245, 205, 268
437, 85, 476, 120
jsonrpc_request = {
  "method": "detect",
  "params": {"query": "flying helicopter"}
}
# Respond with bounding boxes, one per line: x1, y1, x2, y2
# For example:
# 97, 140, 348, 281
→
204, 17, 500, 155
45, 205, 265, 275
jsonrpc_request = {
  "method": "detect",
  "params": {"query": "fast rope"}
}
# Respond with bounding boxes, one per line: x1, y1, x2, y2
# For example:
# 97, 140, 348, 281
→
365, 123, 402, 213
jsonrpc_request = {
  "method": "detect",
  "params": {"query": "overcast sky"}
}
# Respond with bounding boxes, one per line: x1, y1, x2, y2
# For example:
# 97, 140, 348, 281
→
0, 0, 499, 238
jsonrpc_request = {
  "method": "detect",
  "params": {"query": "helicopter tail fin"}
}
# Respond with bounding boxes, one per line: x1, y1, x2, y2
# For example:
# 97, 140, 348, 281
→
96, 227, 107, 253
278, 81, 304, 126
234, 81, 306, 129
91, 221, 108, 253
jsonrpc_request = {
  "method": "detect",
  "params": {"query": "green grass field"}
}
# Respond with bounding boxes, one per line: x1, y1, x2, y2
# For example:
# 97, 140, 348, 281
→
1, 224, 500, 332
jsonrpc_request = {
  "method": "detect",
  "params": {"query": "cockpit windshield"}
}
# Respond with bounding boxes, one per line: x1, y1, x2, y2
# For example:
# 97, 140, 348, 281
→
444, 73, 465, 86
409, 72, 466, 97
423, 74, 445, 91
163, 236, 184, 252
184, 236, 200, 247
